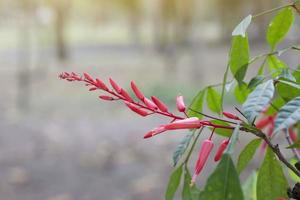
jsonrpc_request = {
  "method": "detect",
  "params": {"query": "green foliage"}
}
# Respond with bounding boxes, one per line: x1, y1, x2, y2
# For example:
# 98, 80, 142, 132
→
165, 165, 183, 200
209, 120, 233, 137
257, 148, 288, 200
187, 89, 206, 118
206, 87, 221, 114
266, 7, 294, 50
199, 154, 244, 200
276, 69, 300, 101
242, 80, 275, 123
274, 96, 300, 133
182, 167, 200, 200
225, 124, 240, 155
242, 172, 257, 200
237, 139, 261, 174
229, 36, 250, 84
232, 15, 252, 37
267, 55, 287, 77
234, 82, 250, 103
173, 133, 194, 167
248, 75, 265, 90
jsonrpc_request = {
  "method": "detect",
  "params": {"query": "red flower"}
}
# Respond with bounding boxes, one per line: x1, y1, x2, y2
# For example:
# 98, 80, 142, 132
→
222, 111, 240, 120
214, 139, 229, 161
176, 95, 186, 112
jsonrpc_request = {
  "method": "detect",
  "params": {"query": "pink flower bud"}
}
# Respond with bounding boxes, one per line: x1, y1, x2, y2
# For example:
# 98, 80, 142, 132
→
131, 81, 144, 100
214, 139, 229, 161
176, 95, 186, 112
144, 126, 166, 139
222, 111, 240, 120
124, 101, 149, 117
109, 78, 122, 93
99, 95, 114, 101
83, 72, 94, 82
164, 117, 201, 130
143, 97, 158, 110
191, 139, 214, 185
89, 87, 98, 91
151, 96, 168, 112
95, 78, 108, 91
120, 88, 133, 102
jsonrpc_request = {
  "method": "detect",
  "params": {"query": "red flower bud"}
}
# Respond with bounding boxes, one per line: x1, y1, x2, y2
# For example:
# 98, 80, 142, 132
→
143, 97, 158, 110
95, 78, 108, 91
256, 117, 272, 129
99, 95, 114, 101
214, 139, 229, 161
289, 128, 297, 142
131, 81, 144, 100
124, 101, 149, 117
143, 126, 166, 139
151, 96, 168, 112
222, 111, 240, 120
191, 139, 214, 185
89, 87, 98, 91
176, 95, 186, 112
120, 88, 133, 102
83, 72, 94, 82
164, 117, 201, 130
109, 78, 122, 93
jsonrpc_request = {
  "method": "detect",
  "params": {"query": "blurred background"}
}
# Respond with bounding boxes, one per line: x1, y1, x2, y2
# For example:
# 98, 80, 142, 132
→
0, 0, 299, 199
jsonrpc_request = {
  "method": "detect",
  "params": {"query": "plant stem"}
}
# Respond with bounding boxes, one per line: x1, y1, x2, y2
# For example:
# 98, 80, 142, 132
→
184, 128, 203, 165
284, 129, 300, 161
253, 3, 294, 18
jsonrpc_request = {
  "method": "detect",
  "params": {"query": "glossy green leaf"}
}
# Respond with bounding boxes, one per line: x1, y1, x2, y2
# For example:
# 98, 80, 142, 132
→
276, 70, 300, 101
232, 15, 252, 37
265, 97, 285, 116
242, 80, 275, 123
234, 82, 250, 103
229, 36, 250, 84
237, 138, 262, 174
165, 165, 183, 200
182, 167, 200, 200
257, 148, 288, 200
242, 172, 257, 200
209, 120, 233, 137
274, 96, 300, 133
266, 7, 294, 49
200, 153, 244, 200
279, 69, 296, 82
173, 133, 193, 166
206, 87, 221, 114
278, 79, 300, 90
187, 89, 206, 119
267, 55, 287, 77
288, 158, 300, 182
248, 75, 265, 90
225, 123, 240, 155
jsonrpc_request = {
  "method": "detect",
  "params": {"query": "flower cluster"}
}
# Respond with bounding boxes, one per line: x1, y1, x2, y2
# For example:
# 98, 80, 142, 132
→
59, 72, 242, 184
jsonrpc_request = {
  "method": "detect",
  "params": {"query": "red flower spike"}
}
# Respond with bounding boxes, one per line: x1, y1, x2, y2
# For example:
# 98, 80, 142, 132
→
95, 78, 108, 91
176, 95, 186, 112
151, 96, 168, 112
191, 139, 214, 185
222, 111, 240, 120
164, 117, 201, 130
289, 128, 297, 142
131, 81, 144, 100
109, 78, 122, 93
144, 126, 167, 139
124, 101, 149, 117
120, 88, 133, 102
83, 72, 94, 82
143, 97, 158, 110
214, 139, 229, 161
256, 117, 272, 129
99, 95, 114, 101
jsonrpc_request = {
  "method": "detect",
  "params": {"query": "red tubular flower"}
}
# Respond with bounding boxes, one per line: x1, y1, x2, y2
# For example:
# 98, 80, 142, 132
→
109, 78, 122, 93
95, 78, 108, 91
222, 111, 240, 120
214, 139, 229, 161
143, 126, 167, 139
99, 95, 114, 101
143, 97, 158, 110
131, 81, 144, 100
164, 117, 202, 130
176, 95, 186, 112
289, 128, 297, 142
256, 116, 272, 129
151, 96, 168, 112
124, 101, 150, 117
191, 139, 214, 185
83, 72, 94, 82
120, 88, 133, 102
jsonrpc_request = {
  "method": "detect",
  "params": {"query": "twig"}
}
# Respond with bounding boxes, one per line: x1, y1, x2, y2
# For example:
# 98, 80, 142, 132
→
284, 129, 300, 161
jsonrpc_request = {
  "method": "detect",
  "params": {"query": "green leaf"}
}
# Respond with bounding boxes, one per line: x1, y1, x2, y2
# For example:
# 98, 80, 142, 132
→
267, 55, 288, 78
234, 82, 250, 103
165, 165, 183, 200
173, 133, 193, 166
225, 123, 240, 155
187, 89, 206, 119
274, 96, 300, 133
209, 120, 233, 137
243, 172, 257, 200
276, 70, 300, 101
278, 79, 300, 90
237, 139, 262, 174
242, 80, 275, 123
200, 153, 244, 200
206, 87, 221, 114
279, 69, 296, 82
266, 7, 294, 49
221, 64, 230, 113
256, 148, 288, 200
229, 35, 250, 84
232, 15, 252, 37
265, 97, 285, 116
288, 158, 300, 182
248, 75, 265, 90
287, 140, 300, 149
182, 167, 200, 200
